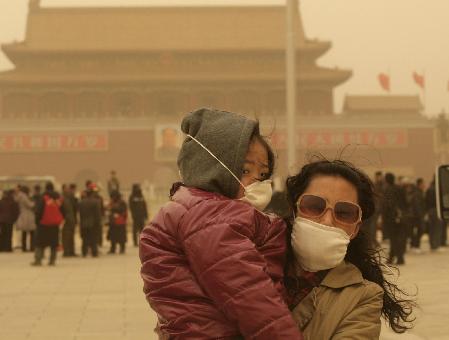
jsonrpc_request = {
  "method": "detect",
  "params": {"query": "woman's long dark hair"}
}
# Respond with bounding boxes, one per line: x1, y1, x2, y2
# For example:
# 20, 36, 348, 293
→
284, 158, 416, 333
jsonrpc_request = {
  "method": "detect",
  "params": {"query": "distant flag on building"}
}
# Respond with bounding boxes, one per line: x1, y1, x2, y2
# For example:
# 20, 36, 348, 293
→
413, 72, 425, 89
378, 73, 390, 92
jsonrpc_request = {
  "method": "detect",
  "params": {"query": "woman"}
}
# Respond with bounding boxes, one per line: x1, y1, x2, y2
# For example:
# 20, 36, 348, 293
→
15, 185, 36, 252
108, 190, 127, 254
284, 159, 415, 339
140, 108, 302, 339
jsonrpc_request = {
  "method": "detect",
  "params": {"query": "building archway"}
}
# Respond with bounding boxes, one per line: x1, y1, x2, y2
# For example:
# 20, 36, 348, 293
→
37, 92, 68, 119
74, 92, 103, 119
2, 93, 33, 119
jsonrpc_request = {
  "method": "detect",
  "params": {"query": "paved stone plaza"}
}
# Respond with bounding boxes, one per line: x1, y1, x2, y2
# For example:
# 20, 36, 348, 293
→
0, 234, 448, 340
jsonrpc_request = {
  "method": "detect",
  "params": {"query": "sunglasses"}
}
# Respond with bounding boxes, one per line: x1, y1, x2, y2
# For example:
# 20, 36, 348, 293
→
297, 194, 362, 225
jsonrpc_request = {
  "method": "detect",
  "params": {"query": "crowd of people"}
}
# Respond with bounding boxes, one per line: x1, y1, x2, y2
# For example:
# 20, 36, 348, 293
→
0, 171, 148, 266
2, 167, 444, 269
364, 171, 447, 265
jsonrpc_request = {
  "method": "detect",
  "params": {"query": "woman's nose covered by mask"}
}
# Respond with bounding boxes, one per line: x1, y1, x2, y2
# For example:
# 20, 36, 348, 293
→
185, 134, 273, 211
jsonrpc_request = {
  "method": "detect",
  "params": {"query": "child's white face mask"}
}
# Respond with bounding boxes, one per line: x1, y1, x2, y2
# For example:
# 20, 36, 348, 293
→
239, 180, 273, 211
186, 134, 272, 211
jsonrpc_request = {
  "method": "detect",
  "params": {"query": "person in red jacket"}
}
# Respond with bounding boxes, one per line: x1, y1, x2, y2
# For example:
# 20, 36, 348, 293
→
31, 182, 64, 266
140, 108, 303, 339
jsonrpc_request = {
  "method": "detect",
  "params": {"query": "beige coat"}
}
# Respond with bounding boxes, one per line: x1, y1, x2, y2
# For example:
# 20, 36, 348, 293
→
15, 191, 36, 232
291, 261, 384, 340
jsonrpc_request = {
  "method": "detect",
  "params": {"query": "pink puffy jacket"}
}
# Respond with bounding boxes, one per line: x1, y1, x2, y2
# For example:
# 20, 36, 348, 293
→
140, 186, 302, 339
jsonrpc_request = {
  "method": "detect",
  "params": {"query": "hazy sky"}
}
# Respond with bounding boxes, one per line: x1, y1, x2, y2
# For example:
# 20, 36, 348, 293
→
1, 0, 449, 115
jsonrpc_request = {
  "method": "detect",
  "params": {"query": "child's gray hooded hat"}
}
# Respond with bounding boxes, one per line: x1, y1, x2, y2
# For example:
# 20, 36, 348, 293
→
177, 108, 258, 199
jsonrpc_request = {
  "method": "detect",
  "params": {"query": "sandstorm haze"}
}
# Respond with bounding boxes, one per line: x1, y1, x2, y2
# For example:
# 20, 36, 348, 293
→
0, 0, 447, 188
1, 0, 449, 115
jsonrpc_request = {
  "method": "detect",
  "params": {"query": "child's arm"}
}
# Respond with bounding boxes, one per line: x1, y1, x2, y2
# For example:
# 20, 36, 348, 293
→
181, 201, 303, 339
257, 215, 293, 302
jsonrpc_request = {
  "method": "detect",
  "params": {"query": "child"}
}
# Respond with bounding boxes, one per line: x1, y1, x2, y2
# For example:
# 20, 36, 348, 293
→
140, 108, 302, 339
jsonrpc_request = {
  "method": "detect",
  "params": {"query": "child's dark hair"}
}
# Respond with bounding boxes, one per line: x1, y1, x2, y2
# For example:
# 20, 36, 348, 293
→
284, 158, 416, 333
250, 124, 275, 178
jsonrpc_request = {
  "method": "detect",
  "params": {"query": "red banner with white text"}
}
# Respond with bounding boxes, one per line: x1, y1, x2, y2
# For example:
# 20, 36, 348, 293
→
270, 129, 408, 149
0, 132, 109, 153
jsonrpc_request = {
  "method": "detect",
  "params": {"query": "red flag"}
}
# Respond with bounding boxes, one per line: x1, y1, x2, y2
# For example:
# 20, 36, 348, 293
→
413, 72, 425, 89
378, 73, 390, 92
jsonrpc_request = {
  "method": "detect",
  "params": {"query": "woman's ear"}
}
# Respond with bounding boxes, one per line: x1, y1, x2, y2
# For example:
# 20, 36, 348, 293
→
350, 223, 361, 240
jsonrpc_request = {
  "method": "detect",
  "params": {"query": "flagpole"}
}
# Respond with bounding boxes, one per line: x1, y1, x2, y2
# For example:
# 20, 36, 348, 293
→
286, 0, 297, 174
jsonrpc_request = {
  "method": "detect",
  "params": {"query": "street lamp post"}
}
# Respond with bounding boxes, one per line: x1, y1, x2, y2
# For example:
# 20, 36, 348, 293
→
286, 0, 297, 173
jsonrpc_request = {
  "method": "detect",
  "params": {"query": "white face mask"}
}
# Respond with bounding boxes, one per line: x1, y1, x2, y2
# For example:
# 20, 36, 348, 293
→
291, 216, 350, 272
186, 134, 272, 211
239, 179, 273, 211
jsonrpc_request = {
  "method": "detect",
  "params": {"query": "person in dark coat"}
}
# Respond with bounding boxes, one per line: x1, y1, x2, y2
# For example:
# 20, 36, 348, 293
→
0, 190, 20, 252
128, 184, 148, 247
31, 182, 64, 266
401, 178, 416, 247
364, 171, 384, 245
426, 178, 444, 251
62, 183, 79, 257
79, 188, 102, 257
382, 173, 407, 265
410, 178, 426, 252
84, 182, 105, 247
108, 190, 127, 254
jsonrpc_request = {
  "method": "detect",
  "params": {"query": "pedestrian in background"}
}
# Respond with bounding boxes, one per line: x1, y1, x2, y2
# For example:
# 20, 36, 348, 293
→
79, 187, 101, 257
410, 178, 426, 253
401, 177, 416, 249
108, 190, 127, 254
129, 184, 148, 247
426, 178, 444, 251
87, 182, 105, 247
31, 182, 64, 266
364, 171, 384, 246
382, 173, 407, 265
62, 183, 79, 257
0, 190, 20, 252
15, 185, 36, 252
